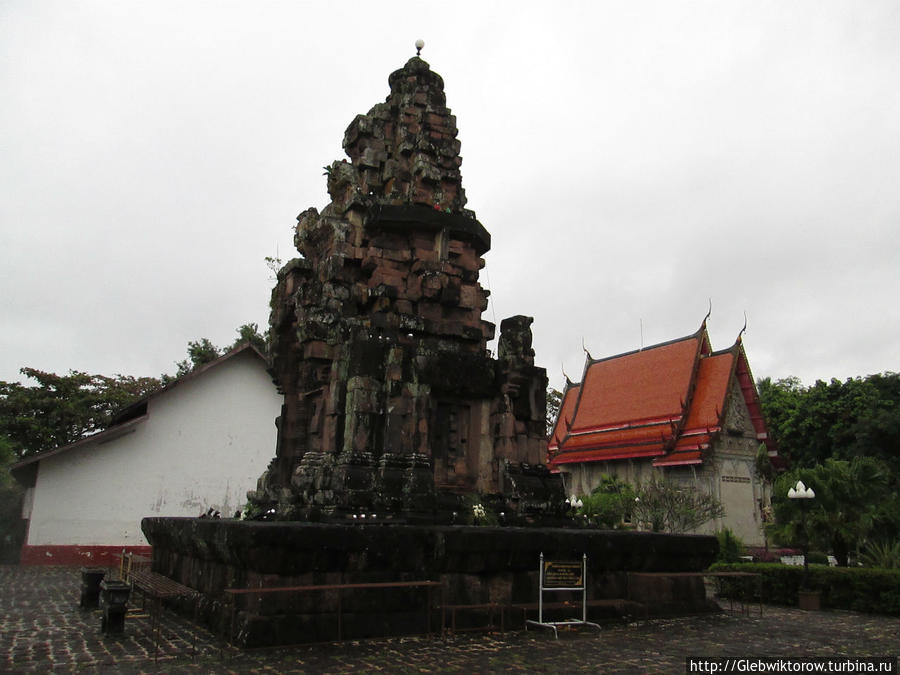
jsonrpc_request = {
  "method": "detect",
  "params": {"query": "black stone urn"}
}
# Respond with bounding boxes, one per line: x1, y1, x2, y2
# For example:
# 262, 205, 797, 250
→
99, 579, 130, 635
79, 567, 106, 609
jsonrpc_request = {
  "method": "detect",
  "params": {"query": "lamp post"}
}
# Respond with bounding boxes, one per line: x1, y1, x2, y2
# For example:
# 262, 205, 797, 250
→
565, 495, 584, 521
787, 480, 816, 590
566, 495, 584, 509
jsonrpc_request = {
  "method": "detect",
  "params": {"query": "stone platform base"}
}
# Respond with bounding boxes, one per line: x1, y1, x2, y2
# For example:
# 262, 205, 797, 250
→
142, 518, 718, 647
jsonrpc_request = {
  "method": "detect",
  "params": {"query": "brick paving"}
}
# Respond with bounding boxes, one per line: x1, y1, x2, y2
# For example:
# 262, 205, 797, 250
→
1, 566, 898, 673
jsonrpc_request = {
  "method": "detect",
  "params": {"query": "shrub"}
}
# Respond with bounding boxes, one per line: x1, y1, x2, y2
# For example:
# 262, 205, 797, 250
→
860, 540, 900, 570
709, 562, 900, 614
807, 551, 829, 565
577, 474, 636, 528
632, 476, 725, 534
715, 528, 745, 563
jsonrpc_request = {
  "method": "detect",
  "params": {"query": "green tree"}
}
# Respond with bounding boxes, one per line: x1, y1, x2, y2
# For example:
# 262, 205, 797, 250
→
760, 371, 900, 553
2, 325, 267, 461
716, 527, 746, 563
0, 436, 25, 562
631, 476, 726, 534
757, 375, 804, 456
173, 338, 222, 379
1, 323, 270, 465
546, 387, 563, 434
768, 457, 892, 566
848, 372, 900, 474
0, 369, 160, 460
576, 474, 636, 528
758, 372, 900, 472
871, 489, 900, 544
165, 324, 268, 384
230, 323, 267, 353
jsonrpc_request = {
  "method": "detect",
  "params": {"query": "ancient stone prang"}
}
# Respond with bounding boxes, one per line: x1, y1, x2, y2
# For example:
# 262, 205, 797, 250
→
248, 56, 558, 522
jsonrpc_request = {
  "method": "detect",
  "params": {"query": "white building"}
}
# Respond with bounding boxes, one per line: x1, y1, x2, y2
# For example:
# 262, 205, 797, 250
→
12, 344, 282, 566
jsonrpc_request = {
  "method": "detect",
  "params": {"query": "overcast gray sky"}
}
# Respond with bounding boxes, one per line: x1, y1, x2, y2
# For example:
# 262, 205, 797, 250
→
2, 1, 898, 394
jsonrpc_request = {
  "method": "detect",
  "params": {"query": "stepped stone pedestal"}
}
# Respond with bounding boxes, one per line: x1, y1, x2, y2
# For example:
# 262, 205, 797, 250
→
145, 50, 721, 646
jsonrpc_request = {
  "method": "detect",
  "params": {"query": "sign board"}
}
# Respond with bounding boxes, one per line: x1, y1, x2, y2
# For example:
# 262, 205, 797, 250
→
526, 552, 601, 638
542, 560, 583, 588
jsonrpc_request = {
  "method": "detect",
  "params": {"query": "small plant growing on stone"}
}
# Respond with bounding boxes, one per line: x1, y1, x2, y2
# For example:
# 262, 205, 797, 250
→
264, 255, 283, 281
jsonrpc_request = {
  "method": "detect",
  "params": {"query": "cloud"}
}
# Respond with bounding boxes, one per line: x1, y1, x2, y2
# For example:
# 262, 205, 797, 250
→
2, 0, 898, 394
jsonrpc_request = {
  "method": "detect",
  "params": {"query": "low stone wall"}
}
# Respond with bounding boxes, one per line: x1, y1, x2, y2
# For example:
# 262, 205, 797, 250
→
142, 518, 718, 646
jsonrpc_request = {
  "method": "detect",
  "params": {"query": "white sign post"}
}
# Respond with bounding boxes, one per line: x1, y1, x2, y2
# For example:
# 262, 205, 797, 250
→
526, 552, 601, 638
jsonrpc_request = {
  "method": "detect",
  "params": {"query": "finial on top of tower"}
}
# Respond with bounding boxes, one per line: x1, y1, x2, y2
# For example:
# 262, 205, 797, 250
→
415, 39, 424, 56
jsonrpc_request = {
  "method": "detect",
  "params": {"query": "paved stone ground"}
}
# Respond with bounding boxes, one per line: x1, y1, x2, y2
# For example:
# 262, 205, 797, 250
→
1, 566, 898, 673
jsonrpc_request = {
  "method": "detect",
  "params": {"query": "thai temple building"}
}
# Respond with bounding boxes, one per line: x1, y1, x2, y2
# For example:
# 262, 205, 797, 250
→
548, 320, 780, 545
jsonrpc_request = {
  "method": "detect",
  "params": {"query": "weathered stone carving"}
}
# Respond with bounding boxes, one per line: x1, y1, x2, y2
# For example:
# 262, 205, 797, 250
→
247, 56, 559, 522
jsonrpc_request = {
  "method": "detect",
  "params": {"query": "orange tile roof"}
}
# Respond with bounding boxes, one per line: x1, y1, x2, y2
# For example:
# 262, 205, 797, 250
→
552, 443, 668, 465
570, 336, 700, 432
547, 322, 777, 471
565, 419, 675, 446
681, 351, 734, 433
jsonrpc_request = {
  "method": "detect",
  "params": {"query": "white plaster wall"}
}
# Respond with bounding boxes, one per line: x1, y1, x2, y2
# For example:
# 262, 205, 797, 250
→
561, 459, 655, 499
559, 450, 768, 544
26, 351, 282, 546
707, 454, 765, 545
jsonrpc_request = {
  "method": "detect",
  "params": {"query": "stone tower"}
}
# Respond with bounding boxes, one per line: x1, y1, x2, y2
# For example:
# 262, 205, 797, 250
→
248, 54, 557, 522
